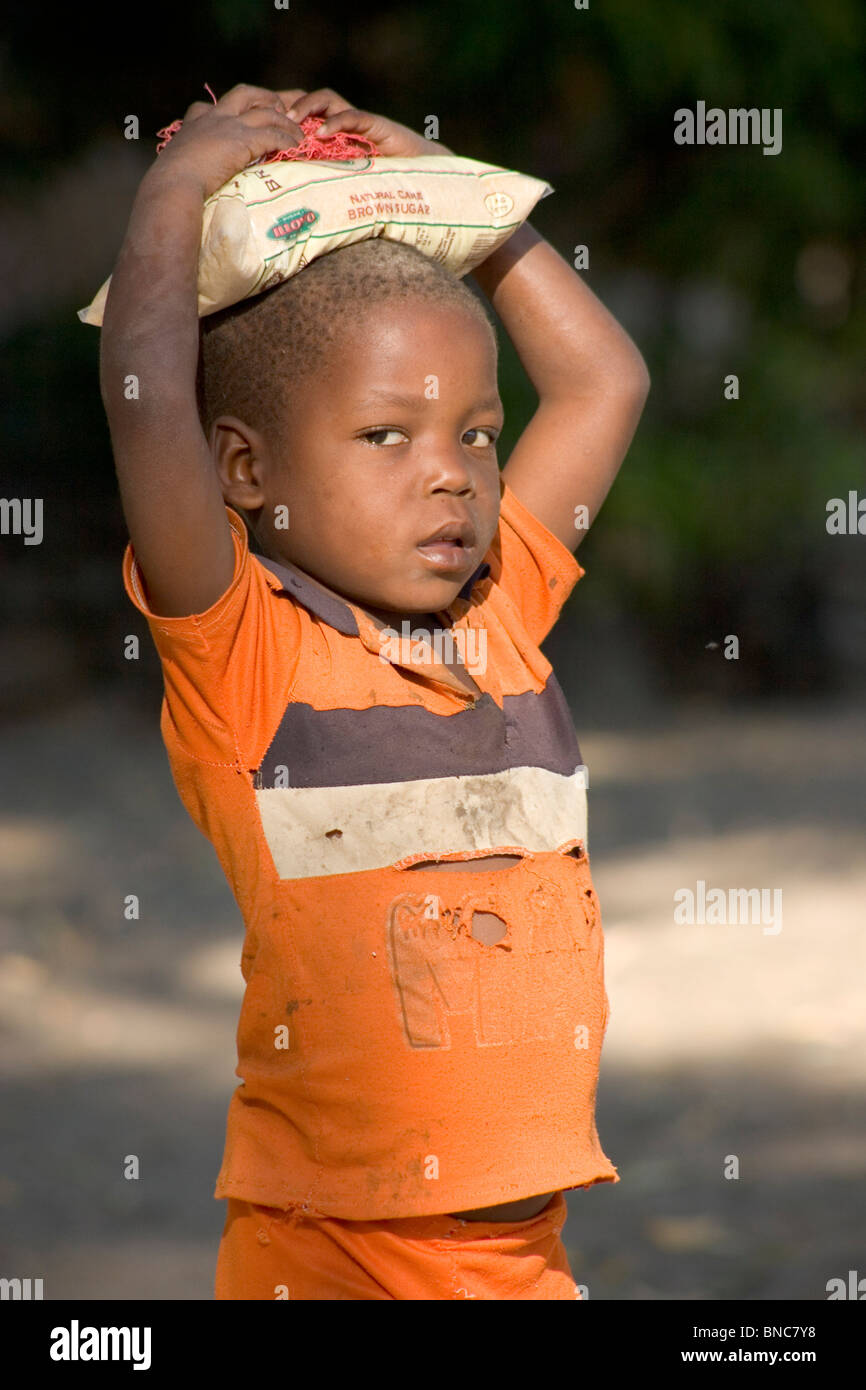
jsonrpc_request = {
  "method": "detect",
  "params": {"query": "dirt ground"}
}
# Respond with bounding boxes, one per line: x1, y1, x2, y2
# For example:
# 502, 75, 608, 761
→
1, 689, 864, 1300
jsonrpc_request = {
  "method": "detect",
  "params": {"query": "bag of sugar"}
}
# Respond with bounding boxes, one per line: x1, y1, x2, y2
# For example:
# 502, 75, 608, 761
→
78, 151, 553, 326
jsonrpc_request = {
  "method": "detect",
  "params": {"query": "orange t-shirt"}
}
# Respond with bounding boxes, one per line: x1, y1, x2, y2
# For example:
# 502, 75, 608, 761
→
122, 476, 619, 1219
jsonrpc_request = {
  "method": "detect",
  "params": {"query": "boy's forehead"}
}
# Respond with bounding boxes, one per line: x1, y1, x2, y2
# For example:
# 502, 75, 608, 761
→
321, 304, 499, 404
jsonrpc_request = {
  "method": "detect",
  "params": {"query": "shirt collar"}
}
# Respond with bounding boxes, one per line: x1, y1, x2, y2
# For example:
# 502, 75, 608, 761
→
254, 549, 492, 699
254, 551, 491, 636
254, 552, 361, 635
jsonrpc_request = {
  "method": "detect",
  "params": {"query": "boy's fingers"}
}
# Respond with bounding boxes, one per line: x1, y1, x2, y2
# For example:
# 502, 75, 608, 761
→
217, 83, 289, 114
276, 88, 308, 113
283, 87, 354, 123
265, 123, 303, 150
243, 106, 305, 142
316, 109, 373, 138
183, 100, 214, 121
242, 124, 305, 161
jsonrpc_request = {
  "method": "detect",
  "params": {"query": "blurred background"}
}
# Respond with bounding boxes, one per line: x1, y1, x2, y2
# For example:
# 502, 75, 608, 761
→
1, 0, 864, 1299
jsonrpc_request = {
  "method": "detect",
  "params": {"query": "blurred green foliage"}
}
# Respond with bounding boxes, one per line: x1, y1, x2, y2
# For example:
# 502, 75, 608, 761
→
2, 0, 864, 695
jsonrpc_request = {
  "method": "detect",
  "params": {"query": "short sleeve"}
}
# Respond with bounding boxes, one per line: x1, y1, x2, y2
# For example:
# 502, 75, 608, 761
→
122, 505, 303, 764
489, 479, 585, 646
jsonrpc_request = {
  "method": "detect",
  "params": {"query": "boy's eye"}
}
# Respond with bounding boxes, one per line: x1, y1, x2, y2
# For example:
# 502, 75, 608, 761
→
360, 427, 499, 447
361, 428, 405, 446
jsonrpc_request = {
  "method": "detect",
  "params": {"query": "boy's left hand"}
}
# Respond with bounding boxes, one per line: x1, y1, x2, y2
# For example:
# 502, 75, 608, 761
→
277, 88, 453, 157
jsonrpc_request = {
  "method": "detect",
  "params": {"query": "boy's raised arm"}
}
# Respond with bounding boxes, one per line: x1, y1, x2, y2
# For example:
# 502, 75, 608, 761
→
99, 85, 303, 618
470, 222, 650, 555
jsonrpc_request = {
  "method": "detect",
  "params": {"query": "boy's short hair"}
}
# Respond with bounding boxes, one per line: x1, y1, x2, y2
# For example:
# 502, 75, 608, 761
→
195, 238, 498, 449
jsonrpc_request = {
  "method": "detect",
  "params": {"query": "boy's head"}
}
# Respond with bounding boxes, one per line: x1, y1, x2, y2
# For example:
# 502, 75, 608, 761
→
195, 239, 503, 625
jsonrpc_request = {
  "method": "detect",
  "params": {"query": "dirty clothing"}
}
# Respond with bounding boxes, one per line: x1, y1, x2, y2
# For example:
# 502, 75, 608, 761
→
215, 1189, 582, 1300
122, 473, 619, 1223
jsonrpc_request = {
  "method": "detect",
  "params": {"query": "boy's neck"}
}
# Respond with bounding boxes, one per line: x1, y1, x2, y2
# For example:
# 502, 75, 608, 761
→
364, 604, 450, 632
265, 551, 450, 632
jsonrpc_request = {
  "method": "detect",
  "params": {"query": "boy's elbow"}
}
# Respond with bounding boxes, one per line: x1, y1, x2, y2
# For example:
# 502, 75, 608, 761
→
610, 352, 650, 438
623, 350, 651, 405
594, 331, 650, 408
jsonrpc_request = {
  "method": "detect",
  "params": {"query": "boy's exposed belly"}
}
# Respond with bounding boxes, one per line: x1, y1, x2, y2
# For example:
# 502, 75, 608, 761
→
404, 852, 558, 1223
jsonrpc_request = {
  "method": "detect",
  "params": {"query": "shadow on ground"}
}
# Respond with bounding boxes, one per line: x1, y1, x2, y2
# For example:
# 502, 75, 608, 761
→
1, 690, 863, 1299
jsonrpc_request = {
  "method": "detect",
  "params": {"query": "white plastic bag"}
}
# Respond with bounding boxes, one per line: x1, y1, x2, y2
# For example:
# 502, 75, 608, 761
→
78, 152, 552, 326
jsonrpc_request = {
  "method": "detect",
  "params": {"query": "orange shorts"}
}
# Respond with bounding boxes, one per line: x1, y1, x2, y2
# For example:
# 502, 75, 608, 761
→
215, 1190, 582, 1300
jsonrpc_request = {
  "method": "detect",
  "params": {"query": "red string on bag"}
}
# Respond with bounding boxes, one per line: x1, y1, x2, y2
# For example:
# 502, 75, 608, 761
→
155, 82, 381, 161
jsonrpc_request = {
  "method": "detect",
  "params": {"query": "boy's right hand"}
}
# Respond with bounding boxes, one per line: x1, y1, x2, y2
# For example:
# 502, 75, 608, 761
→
151, 83, 305, 200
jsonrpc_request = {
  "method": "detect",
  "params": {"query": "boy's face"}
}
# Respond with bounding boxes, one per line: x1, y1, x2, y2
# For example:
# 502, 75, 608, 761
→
217, 298, 504, 626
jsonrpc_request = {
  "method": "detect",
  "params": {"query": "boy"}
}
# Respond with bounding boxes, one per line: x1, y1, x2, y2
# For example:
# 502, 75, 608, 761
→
99, 83, 650, 1299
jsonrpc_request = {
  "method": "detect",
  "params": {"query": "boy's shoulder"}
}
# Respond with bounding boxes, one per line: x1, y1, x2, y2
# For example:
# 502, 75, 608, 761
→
491, 478, 585, 647
120, 483, 584, 769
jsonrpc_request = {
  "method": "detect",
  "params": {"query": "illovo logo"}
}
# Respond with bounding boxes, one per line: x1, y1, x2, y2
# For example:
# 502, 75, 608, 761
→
267, 208, 319, 242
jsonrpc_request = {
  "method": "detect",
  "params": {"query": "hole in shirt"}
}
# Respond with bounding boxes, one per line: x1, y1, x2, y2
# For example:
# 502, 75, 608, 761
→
403, 853, 523, 873
470, 910, 508, 945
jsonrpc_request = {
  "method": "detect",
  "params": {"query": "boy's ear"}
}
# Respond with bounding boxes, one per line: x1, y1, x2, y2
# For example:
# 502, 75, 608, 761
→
211, 415, 270, 506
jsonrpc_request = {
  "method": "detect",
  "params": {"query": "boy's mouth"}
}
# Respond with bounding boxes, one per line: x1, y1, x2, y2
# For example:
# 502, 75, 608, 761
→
416, 538, 474, 571
416, 516, 477, 571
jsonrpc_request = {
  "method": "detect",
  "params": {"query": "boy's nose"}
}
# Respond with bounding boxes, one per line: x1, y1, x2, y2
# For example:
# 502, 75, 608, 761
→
422, 448, 476, 492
